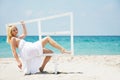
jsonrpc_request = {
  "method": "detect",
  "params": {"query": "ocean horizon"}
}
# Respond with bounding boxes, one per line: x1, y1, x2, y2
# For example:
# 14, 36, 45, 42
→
0, 36, 120, 58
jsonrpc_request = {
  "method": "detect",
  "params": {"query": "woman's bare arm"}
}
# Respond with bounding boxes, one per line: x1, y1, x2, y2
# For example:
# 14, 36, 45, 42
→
10, 37, 22, 69
18, 21, 27, 39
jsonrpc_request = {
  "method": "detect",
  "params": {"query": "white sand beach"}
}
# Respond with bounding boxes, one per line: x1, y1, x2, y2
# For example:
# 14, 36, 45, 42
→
0, 55, 120, 80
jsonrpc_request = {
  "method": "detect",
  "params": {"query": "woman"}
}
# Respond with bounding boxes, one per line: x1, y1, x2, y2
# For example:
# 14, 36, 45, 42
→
6, 21, 69, 74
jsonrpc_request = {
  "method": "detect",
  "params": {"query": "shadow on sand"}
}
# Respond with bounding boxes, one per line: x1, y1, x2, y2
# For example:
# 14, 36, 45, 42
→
25, 71, 83, 75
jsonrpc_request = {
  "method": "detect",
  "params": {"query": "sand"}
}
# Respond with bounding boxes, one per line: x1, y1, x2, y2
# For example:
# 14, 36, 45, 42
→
0, 55, 120, 80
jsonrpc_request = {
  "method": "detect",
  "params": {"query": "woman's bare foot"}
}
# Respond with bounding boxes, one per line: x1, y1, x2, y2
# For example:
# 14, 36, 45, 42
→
61, 48, 71, 54
39, 67, 44, 72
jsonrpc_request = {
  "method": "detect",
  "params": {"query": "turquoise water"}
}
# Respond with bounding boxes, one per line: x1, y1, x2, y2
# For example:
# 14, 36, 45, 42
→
0, 36, 120, 58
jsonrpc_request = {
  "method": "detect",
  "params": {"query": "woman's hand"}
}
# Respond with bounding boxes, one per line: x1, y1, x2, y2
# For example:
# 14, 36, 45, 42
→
18, 20, 27, 39
20, 21, 25, 25
18, 62, 22, 69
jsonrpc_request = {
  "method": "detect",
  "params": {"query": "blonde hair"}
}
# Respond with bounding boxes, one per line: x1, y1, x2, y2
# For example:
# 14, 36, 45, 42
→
6, 25, 16, 44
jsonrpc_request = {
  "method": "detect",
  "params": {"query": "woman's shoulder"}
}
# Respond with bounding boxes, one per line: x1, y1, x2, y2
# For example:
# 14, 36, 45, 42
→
11, 37, 19, 41
9, 37, 16, 45
10, 37, 16, 41
10, 37, 20, 44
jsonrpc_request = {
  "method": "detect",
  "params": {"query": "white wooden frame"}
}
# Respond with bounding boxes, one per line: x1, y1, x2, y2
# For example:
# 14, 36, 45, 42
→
6, 12, 74, 74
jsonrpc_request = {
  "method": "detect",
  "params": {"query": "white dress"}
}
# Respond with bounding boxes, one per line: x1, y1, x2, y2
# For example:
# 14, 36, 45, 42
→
18, 39, 44, 74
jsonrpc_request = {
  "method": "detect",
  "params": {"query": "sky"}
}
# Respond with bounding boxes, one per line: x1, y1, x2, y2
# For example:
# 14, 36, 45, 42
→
0, 0, 120, 36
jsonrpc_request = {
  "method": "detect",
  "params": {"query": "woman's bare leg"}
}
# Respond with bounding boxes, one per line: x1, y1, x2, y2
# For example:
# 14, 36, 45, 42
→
39, 48, 53, 72
41, 36, 68, 53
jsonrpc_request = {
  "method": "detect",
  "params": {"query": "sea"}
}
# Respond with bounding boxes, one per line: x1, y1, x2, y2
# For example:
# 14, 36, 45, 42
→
0, 36, 120, 58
